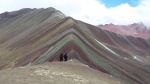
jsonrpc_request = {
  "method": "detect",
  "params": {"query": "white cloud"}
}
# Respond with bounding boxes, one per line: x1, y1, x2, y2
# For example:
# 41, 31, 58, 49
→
0, 0, 150, 27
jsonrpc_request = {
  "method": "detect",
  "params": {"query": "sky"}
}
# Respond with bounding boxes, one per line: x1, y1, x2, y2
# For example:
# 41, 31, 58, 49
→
100, 0, 139, 8
0, 0, 150, 27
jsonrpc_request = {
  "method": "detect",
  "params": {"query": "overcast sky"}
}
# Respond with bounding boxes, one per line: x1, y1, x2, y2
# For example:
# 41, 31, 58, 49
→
0, 0, 150, 27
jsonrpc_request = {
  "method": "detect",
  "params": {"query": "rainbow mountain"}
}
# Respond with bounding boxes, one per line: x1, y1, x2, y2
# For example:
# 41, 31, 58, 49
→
0, 7, 150, 84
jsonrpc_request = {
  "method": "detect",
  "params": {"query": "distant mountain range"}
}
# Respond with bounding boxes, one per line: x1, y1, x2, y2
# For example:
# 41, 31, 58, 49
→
0, 8, 149, 84
99, 23, 150, 38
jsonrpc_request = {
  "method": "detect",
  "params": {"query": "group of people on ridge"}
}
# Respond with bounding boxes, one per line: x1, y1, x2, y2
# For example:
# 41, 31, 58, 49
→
59, 53, 68, 62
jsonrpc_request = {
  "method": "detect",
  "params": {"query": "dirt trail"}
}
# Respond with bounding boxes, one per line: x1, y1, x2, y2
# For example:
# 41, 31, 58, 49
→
0, 59, 126, 84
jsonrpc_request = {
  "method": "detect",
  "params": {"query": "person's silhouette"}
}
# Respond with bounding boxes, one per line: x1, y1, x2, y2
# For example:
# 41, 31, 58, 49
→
59, 53, 63, 62
63, 53, 68, 61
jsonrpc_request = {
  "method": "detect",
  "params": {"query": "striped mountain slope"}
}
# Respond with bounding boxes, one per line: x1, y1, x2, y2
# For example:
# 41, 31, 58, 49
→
0, 8, 149, 84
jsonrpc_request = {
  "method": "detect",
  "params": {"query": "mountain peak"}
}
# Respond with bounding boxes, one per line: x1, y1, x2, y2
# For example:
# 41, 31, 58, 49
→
0, 7, 149, 84
99, 23, 150, 38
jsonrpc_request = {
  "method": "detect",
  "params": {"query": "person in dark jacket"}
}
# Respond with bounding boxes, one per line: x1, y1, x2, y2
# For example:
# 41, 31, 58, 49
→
63, 53, 68, 61
59, 53, 63, 62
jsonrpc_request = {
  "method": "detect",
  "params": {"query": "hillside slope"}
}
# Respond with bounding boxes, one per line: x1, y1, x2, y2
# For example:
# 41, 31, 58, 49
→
99, 23, 150, 38
0, 8, 149, 84
0, 59, 126, 84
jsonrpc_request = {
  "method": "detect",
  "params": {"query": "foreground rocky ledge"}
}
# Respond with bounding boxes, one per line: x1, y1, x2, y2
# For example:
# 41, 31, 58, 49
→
0, 59, 126, 84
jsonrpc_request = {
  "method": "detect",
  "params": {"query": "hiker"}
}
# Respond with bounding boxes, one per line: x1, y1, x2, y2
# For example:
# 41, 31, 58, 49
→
59, 53, 63, 62
64, 53, 68, 61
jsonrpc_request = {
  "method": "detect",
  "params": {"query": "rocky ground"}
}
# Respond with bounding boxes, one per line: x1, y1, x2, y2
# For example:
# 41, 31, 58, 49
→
0, 59, 126, 84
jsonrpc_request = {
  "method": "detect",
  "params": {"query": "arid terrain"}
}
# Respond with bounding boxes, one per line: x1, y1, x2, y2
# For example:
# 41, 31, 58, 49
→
0, 7, 149, 84
0, 59, 126, 84
99, 23, 150, 38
